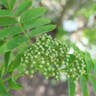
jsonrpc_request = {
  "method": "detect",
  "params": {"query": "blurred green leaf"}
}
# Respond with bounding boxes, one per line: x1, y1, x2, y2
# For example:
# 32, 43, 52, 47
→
80, 76, 89, 96
0, 40, 5, 47
0, 0, 8, 9
84, 28, 96, 45
0, 10, 11, 16
89, 75, 96, 95
0, 65, 5, 78
8, 49, 26, 72
15, 0, 32, 16
23, 18, 51, 29
68, 78, 76, 96
30, 25, 56, 37
0, 79, 11, 96
0, 26, 22, 39
0, 0, 16, 10
4, 51, 11, 71
0, 36, 27, 53
0, 16, 17, 26
77, 3, 96, 19
0, 44, 7, 53
20, 7, 46, 23
9, 0, 16, 10
8, 78, 22, 90
85, 52, 94, 73
6, 35, 27, 50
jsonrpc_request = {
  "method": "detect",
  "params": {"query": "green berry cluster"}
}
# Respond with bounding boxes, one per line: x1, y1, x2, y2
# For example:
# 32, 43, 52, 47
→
20, 34, 87, 81
63, 54, 87, 81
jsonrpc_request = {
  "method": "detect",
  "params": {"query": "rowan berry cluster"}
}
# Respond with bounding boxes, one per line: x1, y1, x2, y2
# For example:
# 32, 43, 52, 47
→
20, 34, 87, 81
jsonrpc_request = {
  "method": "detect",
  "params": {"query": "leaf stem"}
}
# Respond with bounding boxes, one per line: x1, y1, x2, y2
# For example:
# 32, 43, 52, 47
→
18, 22, 32, 45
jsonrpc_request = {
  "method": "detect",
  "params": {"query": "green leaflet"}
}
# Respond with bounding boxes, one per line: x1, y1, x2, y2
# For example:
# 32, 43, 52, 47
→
0, 0, 16, 10
0, 10, 11, 17
68, 78, 76, 96
29, 25, 56, 37
0, 0, 8, 9
8, 47, 26, 73
80, 76, 89, 96
8, 78, 22, 90
15, 0, 32, 16
23, 18, 51, 29
20, 7, 46, 23
7, 35, 28, 50
0, 40, 5, 47
0, 79, 11, 96
0, 51, 11, 80
0, 26, 22, 39
85, 52, 94, 73
0, 36, 27, 53
0, 44, 7, 53
9, 0, 16, 10
0, 65, 5, 78
0, 16, 17, 26
4, 51, 11, 72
